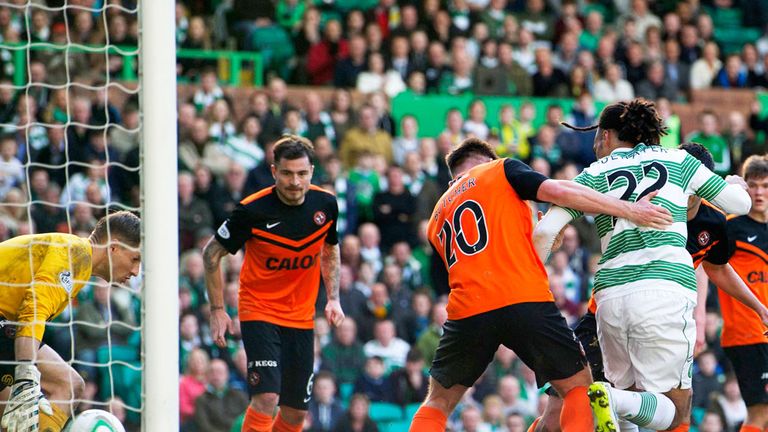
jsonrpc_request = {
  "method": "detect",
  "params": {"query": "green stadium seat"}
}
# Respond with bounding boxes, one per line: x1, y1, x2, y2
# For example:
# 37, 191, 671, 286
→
378, 419, 412, 432
339, 382, 354, 404
369, 402, 404, 423
692, 406, 706, 425
404, 403, 421, 420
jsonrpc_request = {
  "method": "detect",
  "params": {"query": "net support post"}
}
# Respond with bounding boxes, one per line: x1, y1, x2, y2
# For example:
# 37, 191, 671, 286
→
140, 0, 179, 430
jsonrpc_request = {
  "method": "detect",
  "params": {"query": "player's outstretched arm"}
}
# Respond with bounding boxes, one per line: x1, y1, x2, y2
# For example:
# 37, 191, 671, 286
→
702, 261, 768, 330
321, 242, 345, 327
203, 237, 232, 348
537, 180, 673, 228
533, 207, 576, 262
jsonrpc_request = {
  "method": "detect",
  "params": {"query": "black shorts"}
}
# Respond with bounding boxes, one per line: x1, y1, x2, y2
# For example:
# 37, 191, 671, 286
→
0, 321, 17, 389
724, 343, 768, 407
241, 321, 315, 410
430, 302, 587, 389
574, 311, 606, 383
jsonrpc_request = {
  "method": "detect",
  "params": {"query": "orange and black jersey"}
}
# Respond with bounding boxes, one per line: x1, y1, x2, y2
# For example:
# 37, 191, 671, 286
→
719, 214, 768, 347
215, 185, 338, 329
428, 158, 550, 321
687, 201, 729, 268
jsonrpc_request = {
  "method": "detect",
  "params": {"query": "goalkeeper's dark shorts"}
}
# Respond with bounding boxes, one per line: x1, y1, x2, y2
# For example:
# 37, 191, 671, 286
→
241, 320, 315, 410
0, 320, 20, 389
430, 302, 587, 390
546, 311, 605, 398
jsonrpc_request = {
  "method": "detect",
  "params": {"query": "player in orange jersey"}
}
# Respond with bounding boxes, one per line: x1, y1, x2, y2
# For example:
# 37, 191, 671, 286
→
409, 137, 673, 432
718, 155, 768, 432
204, 135, 345, 432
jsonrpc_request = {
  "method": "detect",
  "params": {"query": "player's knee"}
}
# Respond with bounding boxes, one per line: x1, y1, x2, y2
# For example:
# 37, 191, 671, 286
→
250, 393, 279, 414
69, 368, 85, 400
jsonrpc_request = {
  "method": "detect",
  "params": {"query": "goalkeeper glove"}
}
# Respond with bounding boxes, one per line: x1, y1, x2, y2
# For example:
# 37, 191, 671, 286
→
1, 364, 53, 432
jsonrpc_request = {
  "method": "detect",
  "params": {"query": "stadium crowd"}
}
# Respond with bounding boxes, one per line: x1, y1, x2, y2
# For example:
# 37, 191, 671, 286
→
1, 0, 768, 431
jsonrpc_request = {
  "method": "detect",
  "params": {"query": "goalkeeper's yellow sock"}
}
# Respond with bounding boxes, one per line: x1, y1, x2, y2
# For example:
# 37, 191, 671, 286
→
39, 403, 69, 432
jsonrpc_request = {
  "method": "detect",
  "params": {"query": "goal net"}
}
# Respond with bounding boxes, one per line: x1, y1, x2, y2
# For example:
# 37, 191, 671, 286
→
0, 0, 165, 430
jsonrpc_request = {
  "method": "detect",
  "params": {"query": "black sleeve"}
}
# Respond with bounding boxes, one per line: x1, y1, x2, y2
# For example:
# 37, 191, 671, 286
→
704, 238, 730, 266
503, 158, 548, 202
214, 204, 254, 254
325, 196, 339, 245
724, 219, 738, 262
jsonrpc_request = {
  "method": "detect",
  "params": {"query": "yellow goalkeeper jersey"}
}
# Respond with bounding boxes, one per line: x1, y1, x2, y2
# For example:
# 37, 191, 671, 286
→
0, 233, 93, 340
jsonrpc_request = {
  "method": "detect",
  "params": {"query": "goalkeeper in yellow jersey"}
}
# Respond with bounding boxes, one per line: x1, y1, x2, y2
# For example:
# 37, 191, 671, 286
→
0, 211, 141, 432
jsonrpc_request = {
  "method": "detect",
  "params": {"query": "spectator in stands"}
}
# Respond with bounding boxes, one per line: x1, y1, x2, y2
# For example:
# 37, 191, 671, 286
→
338, 263, 366, 317
221, 115, 264, 172
340, 104, 393, 169
390, 348, 428, 406
392, 115, 419, 166
372, 166, 416, 251
74, 282, 135, 381
307, 19, 348, 86
623, 0, 661, 41
330, 89, 356, 142
424, 41, 450, 92
207, 99, 236, 145
662, 39, 690, 93
363, 319, 410, 371
699, 412, 725, 432
191, 69, 224, 114
692, 350, 724, 409
438, 50, 474, 95
725, 110, 758, 171
593, 62, 635, 102
192, 358, 249, 432
518, 0, 554, 42
334, 393, 379, 432
463, 99, 490, 139
181, 117, 231, 176
506, 412, 526, 432
178, 171, 213, 251
322, 317, 367, 387
179, 16, 214, 77
532, 47, 569, 97
713, 54, 748, 88
335, 34, 368, 89
530, 124, 563, 173
409, 30, 429, 75
179, 250, 207, 309
554, 31, 579, 72
356, 52, 407, 97
307, 371, 345, 432
179, 348, 209, 426
690, 41, 722, 90
495, 42, 532, 97
229, 346, 248, 393
457, 405, 491, 432
636, 60, 679, 102
713, 375, 747, 432
686, 110, 731, 175
497, 374, 534, 419
416, 300, 447, 366
0, 136, 23, 200
357, 283, 393, 342
353, 356, 393, 403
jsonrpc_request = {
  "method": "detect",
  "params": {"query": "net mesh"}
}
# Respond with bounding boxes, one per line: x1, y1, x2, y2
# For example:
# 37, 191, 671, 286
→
0, 0, 142, 427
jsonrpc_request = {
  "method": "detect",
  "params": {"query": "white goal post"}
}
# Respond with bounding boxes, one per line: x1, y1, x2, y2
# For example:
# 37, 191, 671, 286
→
140, 0, 179, 431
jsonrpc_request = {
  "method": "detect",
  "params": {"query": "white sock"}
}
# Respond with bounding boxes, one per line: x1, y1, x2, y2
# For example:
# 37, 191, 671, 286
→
619, 418, 639, 431
608, 387, 675, 429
